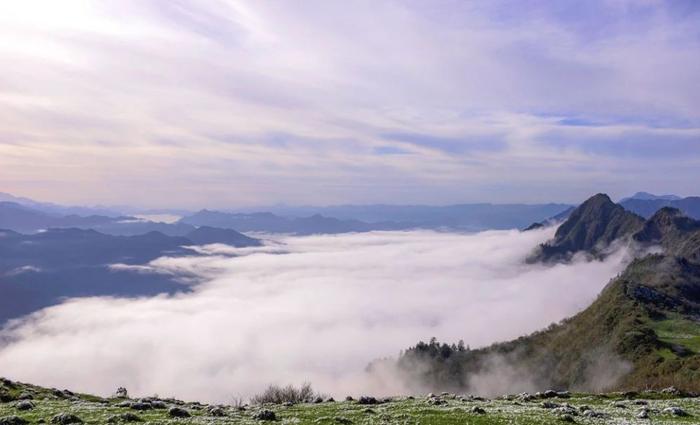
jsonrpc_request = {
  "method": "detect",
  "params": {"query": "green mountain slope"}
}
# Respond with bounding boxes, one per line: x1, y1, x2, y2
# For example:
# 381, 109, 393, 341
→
396, 195, 700, 394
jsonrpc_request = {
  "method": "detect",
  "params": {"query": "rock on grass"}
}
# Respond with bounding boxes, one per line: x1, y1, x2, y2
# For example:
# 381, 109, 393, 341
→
253, 409, 276, 421
167, 407, 191, 418
0, 416, 28, 425
50, 413, 83, 424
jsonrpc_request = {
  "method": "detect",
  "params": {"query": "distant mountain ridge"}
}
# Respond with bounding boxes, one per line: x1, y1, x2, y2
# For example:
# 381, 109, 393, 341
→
0, 192, 123, 217
620, 191, 682, 202
180, 203, 574, 234
620, 196, 700, 220
0, 226, 261, 324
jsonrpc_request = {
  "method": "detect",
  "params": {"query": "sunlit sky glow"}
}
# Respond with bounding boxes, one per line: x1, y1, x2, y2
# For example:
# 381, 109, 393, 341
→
1, 0, 699, 208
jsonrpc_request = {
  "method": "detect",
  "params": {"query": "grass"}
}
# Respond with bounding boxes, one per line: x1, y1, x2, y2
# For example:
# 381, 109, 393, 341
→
2, 379, 700, 425
651, 315, 700, 355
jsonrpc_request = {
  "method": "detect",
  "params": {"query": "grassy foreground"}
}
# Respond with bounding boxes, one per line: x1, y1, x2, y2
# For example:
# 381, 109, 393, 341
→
2, 378, 700, 424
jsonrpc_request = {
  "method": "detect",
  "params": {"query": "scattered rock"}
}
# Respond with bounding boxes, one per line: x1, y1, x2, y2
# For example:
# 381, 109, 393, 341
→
167, 407, 190, 418
107, 413, 141, 423
253, 409, 276, 421
471, 406, 486, 414
16, 394, 33, 401
334, 417, 352, 424
543, 390, 557, 398
0, 416, 28, 425
51, 389, 66, 399
611, 401, 626, 408
541, 401, 561, 409
149, 400, 167, 409
0, 391, 16, 403
553, 406, 577, 416
633, 400, 649, 405
325, 397, 335, 403
556, 391, 571, 399
637, 408, 649, 419
15, 401, 34, 411
50, 413, 83, 425
344, 396, 354, 402
357, 396, 378, 405
662, 406, 688, 416
660, 386, 681, 395
313, 396, 323, 403
208, 407, 226, 417
518, 392, 535, 401
582, 410, 605, 418
115, 387, 128, 398
129, 402, 152, 411
559, 414, 575, 422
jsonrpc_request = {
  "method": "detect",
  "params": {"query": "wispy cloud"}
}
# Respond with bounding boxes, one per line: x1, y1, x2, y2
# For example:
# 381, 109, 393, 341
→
0, 1, 698, 207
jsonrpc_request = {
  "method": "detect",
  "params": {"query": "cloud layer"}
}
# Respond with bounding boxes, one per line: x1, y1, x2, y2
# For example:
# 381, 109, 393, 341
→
0, 1, 699, 207
0, 228, 631, 402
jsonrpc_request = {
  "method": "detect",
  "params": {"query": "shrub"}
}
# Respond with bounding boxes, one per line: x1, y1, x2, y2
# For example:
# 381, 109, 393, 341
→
250, 383, 323, 405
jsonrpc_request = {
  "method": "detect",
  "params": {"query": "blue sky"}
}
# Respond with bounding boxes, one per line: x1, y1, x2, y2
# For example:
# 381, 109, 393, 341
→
0, 0, 698, 208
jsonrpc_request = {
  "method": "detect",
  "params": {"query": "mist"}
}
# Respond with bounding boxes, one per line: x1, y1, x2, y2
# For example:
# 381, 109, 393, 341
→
0, 228, 631, 402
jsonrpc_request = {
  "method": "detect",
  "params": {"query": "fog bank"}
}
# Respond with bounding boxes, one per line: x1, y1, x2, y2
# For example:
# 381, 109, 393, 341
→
0, 228, 630, 402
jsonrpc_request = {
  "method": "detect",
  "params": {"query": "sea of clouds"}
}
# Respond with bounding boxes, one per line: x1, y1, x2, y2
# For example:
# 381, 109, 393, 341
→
0, 227, 632, 402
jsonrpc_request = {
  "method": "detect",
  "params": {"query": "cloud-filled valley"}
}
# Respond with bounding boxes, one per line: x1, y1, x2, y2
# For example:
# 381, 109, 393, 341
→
0, 228, 632, 402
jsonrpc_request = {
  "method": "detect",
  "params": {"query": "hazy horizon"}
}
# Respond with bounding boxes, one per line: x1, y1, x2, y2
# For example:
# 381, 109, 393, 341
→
0, 189, 692, 214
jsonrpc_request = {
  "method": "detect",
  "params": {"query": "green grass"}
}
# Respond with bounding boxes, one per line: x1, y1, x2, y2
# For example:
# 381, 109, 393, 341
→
651, 314, 700, 354
2, 379, 700, 425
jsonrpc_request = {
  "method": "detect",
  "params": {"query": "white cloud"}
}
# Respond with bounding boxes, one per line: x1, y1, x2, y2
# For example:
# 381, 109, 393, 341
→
0, 1, 698, 207
0, 228, 631, 402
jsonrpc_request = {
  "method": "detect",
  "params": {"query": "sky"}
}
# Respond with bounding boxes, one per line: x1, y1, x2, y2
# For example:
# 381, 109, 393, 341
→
0, 0, 699, 208
0, 227, 633, 401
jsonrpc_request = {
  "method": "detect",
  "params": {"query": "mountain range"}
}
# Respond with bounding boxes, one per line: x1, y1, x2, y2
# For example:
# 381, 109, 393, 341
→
393, 193, 700, 393
4, 191, 700, 236
0, 226, 260, 324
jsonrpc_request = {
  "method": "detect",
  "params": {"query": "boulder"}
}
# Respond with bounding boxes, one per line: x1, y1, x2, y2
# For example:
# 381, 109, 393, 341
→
129, 402, 152, 411
357, 396, 378, 405
662, 407, 688, 417
253, 410, 276, 421
208, 407, 225, 417
50, 414, 83, 425
107, 413, 141, 423
167, 407, 190, 418
0, 416, 28, 425
15, 401, 34, 411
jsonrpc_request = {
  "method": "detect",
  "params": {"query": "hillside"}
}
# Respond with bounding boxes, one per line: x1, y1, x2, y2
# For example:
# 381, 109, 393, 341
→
395, 194, 700, 395
1, 377, 698, 424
